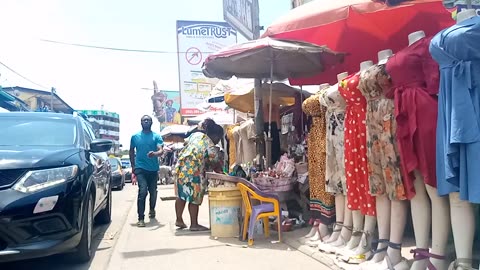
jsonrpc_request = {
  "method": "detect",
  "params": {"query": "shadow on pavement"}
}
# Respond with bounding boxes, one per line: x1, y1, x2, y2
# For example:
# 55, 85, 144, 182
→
0, 223, 111, 270
121, 244, 225, 259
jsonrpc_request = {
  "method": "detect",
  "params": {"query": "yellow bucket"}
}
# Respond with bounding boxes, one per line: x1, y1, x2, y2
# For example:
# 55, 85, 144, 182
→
208, 186, 242, 238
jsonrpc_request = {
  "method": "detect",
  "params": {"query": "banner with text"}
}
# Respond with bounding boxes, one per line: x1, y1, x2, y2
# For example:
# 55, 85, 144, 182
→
176, 20, 237, 116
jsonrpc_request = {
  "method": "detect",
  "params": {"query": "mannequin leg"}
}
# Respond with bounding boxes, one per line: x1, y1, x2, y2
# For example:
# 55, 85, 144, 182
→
319, 223, 330, 240
409, 172, 431, 270
325, 194, 345, 243
343, 210, 364, 252
372, 195, 391, 263
304, 219, 319, 238
449, 192, 475, 269
386, 200, 408, 265
425, 185, 450, 270
354, 215, 376, 255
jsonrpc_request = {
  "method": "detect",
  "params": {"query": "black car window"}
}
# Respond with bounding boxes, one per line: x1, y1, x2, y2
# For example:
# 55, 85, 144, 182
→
0, 117, 77, 146
80, 120, 93, 147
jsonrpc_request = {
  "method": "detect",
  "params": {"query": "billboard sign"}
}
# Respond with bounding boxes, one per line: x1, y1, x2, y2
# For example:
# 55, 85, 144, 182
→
176, 20, 237, 116
152, 90, 182, 127
223, 0, 259, 40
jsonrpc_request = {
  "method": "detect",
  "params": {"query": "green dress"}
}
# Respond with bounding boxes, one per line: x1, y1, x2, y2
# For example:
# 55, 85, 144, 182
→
175, 132, 224, 205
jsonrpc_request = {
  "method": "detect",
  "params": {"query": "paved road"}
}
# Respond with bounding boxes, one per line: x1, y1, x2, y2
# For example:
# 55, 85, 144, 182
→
0, 185, 138, 270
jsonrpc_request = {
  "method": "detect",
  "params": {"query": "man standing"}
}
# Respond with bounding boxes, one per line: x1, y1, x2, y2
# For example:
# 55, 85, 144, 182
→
129, 115, 163, 227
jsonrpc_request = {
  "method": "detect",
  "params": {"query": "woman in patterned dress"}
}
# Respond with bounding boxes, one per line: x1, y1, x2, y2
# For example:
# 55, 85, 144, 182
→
174, 121, 224, 231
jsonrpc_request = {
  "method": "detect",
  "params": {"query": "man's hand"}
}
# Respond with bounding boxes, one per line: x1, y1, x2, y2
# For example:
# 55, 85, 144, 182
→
147, 151, 156, 158
132, 173, 137, 185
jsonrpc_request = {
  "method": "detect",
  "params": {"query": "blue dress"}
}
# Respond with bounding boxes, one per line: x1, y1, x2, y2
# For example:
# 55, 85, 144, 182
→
429, 16, 480, 202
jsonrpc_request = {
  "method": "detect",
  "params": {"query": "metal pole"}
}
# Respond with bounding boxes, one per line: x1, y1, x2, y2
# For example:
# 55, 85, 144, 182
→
254, 78, 265, 170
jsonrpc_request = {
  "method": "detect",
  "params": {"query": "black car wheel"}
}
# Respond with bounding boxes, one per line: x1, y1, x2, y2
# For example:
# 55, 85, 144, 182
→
96, 185, 112, 224
72, 193, 93, 263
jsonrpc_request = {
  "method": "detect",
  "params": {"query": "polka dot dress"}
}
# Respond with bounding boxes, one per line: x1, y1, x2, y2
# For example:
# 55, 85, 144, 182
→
338, 73, 376, 216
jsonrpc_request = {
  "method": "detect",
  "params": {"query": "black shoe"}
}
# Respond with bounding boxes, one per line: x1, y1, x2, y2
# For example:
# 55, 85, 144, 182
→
149, 210, 156, 219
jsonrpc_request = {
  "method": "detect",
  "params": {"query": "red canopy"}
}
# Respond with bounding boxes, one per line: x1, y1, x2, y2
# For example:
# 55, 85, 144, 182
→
263, 0, 454, 85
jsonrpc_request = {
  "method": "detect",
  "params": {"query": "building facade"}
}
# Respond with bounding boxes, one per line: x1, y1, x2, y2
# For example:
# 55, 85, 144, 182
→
3, 86, 74, 114
78, 110, 121, 155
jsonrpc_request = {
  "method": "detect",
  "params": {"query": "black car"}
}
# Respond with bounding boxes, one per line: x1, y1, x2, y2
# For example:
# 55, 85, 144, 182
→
0, 112, 113, 263
108, 157, 125, 190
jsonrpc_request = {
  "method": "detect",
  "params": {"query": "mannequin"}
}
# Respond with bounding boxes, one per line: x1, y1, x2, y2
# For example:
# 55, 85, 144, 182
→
302, 84, 336, 247
339, 61, 377, 264
358, 50, 410, 270
385, 30, 451, 270
318, 81, 347, 246
318, 72, 353, 255
430, 9, 479, 270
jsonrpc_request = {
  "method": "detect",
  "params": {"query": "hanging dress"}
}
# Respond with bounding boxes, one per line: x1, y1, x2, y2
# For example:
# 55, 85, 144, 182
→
338, 73, 376, 216
302, 90, 336, 225
358, 65, 407, 201
319, 85, 347, 195
430, 16, 480, 203
385, 37, 439, 199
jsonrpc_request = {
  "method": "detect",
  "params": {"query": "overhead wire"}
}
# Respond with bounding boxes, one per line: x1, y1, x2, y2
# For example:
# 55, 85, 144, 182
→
40, 39, 215, 54
0, 60, 49, 90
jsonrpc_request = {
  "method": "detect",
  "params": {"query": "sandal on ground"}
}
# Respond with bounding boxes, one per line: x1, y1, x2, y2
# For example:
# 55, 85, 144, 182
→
411, 248, 446, 270
448, 259, 478, 270
190, 225, 209, 231
384, 242, 409, 270
367, 239, 389, 261
175, 222, 187, 229
342, 230, 372, 264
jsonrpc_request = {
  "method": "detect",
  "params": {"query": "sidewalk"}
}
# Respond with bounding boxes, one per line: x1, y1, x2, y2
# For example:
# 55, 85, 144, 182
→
107, 185, 329, 270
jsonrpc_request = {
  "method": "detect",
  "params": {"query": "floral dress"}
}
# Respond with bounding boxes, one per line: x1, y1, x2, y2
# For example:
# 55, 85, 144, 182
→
302, 88, 336, 225
175, 132, 224, 205
358, 65, 407, 201
319, 85, 347, 195
339, 73, 376, 216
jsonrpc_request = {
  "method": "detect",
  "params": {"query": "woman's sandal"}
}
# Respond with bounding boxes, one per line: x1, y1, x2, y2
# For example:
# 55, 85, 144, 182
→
448, 258, 478, 270
411, 248, 446, 270
367, 239, 389, 260
342, 230, 372, 264
384, 242, 409, 270
319, 224, 352, 253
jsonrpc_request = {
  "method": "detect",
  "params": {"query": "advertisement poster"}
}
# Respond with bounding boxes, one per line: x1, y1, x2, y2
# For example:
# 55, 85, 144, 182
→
151, 90, 182, 131
176, 20, 237, 116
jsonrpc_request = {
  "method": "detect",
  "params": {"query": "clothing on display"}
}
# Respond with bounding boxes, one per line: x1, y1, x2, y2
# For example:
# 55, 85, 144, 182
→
265, 122, 281, 164
430, 16, 480, 203
319, 85, 347, 195
239, 119, 256, 164
302, 90, 336, 225
443, 0, 480, 8
358, 64, 407, 201
338, 73, 376, 216
226, 125, 239, 168
385, 36, 440, 199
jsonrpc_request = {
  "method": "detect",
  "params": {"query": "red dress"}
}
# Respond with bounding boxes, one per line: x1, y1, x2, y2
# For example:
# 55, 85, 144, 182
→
385, 37, 439, 199
339, 73, 376, 216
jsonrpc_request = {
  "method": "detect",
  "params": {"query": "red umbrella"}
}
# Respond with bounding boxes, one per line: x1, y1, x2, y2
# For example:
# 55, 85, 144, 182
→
263, 0, 454, 85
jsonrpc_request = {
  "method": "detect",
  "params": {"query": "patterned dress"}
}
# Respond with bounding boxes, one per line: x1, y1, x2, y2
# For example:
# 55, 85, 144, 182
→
358, 65, 407, 201
319, 85, 347, 195
175, 132, 224, 205
339, 73, 376, 216
302, 90, 336, 225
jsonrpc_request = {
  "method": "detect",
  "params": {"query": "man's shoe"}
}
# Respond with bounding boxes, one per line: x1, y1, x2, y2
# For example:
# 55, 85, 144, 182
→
137, 220, 146, 227
149, 210, 156, 219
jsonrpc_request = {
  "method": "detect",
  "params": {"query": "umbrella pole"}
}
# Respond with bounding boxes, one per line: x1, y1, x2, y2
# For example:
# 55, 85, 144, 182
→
265, 60, 274, 168
254, 78, 265, 171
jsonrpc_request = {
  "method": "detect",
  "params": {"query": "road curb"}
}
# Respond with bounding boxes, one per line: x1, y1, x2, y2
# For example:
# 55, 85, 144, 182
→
104, 190, 137, 270
283, 236, 342, 270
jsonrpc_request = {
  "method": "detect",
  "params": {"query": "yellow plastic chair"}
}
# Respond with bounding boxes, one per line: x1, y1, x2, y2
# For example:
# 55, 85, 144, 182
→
237, 182, 282, 246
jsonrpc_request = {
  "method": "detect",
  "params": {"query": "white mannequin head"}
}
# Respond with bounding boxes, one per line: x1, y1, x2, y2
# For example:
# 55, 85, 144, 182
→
337, 72, 348, 82
360, 60, 373, 72
408, 31, 426, 46
319, 83, 330, 89
457, 9, 477, 23
378, 49, 393, 65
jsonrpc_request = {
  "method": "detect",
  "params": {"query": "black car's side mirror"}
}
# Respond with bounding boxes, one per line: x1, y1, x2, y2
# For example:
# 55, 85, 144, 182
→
90, 139, 113, 153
